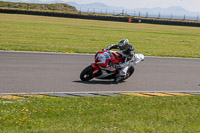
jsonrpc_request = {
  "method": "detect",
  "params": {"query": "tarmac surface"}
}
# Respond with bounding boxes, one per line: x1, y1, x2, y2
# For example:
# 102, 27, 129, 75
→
0, 51, 200, 94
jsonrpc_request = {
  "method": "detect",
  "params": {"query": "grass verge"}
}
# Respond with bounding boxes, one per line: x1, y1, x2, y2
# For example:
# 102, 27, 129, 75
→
0, 13, 200, 58
1, 96, 200, 132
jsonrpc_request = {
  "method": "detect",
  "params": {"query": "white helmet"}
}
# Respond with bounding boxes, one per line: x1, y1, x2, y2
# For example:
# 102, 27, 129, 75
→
118, 39, 129, 51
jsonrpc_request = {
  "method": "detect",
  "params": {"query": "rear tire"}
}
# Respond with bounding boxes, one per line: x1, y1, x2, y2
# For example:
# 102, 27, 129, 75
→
80, 65, 94, 81
124, 66, 135, 80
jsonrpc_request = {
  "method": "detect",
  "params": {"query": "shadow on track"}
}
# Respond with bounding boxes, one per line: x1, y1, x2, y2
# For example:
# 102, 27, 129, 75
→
73, 80, 125, 85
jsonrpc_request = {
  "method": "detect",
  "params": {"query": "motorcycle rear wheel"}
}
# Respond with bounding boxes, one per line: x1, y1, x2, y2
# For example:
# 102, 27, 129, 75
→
124, 66, 135, 80
80, 65, 94, 81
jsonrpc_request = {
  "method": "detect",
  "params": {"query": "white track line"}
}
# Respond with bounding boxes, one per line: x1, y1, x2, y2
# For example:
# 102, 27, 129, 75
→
0, 50, 94, 56
0, 90, 200, 95
1, 50, 200, 60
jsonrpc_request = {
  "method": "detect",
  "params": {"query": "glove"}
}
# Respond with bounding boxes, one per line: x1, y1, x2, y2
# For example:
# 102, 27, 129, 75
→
102, 48, 108, 51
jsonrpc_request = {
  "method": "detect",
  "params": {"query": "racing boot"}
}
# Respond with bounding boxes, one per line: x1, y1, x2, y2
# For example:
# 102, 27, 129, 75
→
114, 66, 124, 83
114, 74, 123, 84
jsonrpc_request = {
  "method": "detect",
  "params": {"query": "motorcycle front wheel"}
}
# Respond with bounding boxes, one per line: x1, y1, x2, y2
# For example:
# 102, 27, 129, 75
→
80, 65, 94, 81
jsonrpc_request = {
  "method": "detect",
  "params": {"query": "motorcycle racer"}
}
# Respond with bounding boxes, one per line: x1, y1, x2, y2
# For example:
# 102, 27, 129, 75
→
104, 39, 135, 83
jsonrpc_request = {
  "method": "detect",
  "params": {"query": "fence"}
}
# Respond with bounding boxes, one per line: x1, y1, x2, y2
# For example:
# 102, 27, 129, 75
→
80, 8, 200, 21
0, 9, 200, 27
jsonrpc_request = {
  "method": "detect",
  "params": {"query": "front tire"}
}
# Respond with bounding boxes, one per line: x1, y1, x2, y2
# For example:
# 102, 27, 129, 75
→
80, 65, 94, 81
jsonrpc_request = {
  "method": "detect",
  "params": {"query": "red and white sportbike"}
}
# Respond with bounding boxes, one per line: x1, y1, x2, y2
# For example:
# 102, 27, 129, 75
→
80, 50, 144, 82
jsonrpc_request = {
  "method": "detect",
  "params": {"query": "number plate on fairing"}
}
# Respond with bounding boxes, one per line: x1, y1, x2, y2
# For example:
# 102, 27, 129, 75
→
96, 53, 110, 64
103, 53, 110, 59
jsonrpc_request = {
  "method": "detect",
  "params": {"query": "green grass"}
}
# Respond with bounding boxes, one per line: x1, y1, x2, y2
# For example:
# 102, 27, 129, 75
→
1, 96, 200, 132
0, 13, 200, 58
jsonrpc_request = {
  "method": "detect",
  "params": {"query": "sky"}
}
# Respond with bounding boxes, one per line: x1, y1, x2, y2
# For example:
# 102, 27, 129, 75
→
42, 0, 200, 12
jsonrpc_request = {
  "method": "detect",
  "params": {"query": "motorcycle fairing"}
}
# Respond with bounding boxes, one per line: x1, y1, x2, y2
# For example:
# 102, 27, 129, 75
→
91, 63, 115, 78
95, 50, 111, 67
95, 70, 114, 79
91, 63, 100, 76
95, 50, 123, 69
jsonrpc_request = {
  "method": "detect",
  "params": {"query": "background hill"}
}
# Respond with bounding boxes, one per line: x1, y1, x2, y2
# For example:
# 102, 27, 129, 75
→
0, 1, 77, 12
67, 2, 199, 18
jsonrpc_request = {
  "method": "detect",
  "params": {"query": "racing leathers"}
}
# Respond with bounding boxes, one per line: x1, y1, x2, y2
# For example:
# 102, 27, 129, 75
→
105, 44, 135, 82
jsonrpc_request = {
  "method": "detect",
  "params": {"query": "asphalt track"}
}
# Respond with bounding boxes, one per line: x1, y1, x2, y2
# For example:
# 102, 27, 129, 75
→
0, 51, 200, 93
